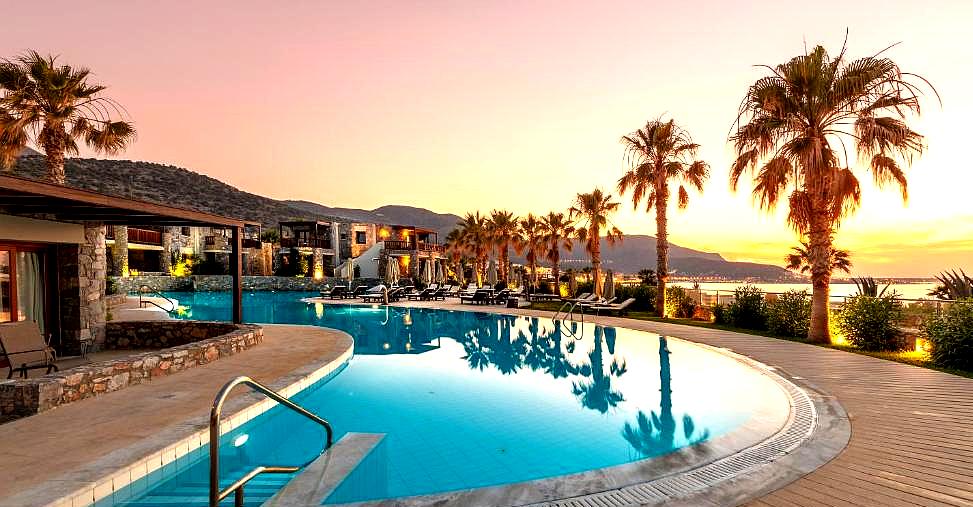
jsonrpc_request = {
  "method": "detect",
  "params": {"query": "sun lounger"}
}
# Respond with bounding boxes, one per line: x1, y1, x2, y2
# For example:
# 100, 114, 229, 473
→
431, 285, 450, 300
591, 298, 637, 316
360, 285, 387, 303
320, 285, 347, 298
408, 287, 436, 301
349, 285, 369, 299
580, 297, 616, 311
0, 321, 58, 379
460, 289, 491, 305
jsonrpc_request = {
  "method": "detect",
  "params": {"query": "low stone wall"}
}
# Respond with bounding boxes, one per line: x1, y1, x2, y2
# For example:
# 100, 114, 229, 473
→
105, 321, 240, 349
0, 321, 262, 422
110, 274, 375, 293
192, 275, 340, 292
111, 275, 193, 293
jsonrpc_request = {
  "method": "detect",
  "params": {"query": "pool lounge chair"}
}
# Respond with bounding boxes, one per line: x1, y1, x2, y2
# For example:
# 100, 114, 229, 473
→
349, 285, 369, 299
460, 289, 491, 305
0, 321, 58, 379
591, 298, 637, 316
430, 285, 451, 300
580, 297, 616, 311
528, 292, 562, 303
360, 285, 387, 303
320, 285, 347, 298
491, 289, 512, 305
407, 286, 436, 301
386, 287, 406, 302
325, 286, 348, 299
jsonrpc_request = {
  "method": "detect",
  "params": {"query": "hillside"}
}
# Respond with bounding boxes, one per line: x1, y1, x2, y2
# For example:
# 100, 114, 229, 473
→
286, 201, 461, 236
8, 155, 794, 280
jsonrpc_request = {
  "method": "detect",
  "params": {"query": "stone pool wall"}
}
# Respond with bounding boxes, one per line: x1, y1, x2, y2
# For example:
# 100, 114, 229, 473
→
110, 274, 384, 293
0, 321, 262, 422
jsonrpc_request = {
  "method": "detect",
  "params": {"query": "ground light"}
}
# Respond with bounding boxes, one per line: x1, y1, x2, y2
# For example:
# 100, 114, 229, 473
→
233, 434, 249, 447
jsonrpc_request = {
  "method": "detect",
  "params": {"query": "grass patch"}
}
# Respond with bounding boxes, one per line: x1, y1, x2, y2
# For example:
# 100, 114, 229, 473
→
526, 301, 973, 379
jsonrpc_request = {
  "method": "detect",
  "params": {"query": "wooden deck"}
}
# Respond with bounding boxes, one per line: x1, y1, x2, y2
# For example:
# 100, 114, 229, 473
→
407, 301, 973, 507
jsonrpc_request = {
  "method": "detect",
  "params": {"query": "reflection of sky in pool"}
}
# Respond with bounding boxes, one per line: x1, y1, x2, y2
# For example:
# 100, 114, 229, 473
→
116, 292, 786, 505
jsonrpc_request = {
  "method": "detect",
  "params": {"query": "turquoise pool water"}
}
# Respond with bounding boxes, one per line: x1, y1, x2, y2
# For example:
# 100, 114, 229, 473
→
113, 292, 784, 506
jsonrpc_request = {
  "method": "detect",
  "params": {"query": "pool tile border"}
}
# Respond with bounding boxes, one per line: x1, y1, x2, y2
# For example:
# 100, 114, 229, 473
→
4, 325, 355, 507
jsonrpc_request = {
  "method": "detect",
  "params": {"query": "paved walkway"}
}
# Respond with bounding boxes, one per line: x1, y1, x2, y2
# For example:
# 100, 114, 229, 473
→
363, 299, 973, 507
0, 324, 352, 502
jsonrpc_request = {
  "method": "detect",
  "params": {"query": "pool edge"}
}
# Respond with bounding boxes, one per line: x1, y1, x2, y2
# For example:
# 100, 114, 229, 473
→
10, 324, 355, 507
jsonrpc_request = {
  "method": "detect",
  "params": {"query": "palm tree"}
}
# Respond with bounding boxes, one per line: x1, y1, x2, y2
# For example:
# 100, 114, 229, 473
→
730, 40, 935, 343
455, 212, 489, 285
541, 211, 574, 295
517, 214, 544, 289
569, 189, 622, 297
0, 51, 136, 184
486, 210, 520, 284
444, 228, 467, 283
785, 241, 852, 275
618, 118, 709, 317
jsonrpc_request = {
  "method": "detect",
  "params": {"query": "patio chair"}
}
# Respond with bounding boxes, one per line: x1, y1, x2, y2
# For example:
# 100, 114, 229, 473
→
591, 298, 637, 316
349, 285, 369, 299
0, 320, 58, 379
431, 285, 450, 300
580, 297, 616, 311
492, 289, 512, 305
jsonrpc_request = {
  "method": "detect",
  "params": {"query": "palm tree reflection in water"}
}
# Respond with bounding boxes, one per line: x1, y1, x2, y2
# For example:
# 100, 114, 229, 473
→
622, 337, 709, 457
572, 326, 628, 413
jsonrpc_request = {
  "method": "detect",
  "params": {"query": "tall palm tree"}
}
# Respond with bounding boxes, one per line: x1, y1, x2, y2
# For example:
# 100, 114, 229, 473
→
444, 228, 467, 283
541, 211, 575, 294
569, 189, 622, 297
0, 51, 136, 184
487, 210, 520, 284
730, 40, 935, 343
455, 212, 489, 285
517, 213, 544, 289
785, 241, 852, 275
618, 118, 709, 317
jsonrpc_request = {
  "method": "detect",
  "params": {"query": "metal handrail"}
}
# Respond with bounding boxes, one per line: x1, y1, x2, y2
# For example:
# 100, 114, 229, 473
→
554, 299, 586, 340
138, 285, 177, 312
209, 376, 334, 507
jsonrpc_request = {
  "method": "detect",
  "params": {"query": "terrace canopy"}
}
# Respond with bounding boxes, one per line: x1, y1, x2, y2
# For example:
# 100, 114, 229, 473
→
0, 174, 257, 323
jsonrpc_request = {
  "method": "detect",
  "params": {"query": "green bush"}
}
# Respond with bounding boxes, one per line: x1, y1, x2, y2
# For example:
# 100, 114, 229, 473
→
665, 286, 696, 318
576, 281, 594, 296
727, 285, 767, 330
614, 284, 657, 312
106, 277, 119, 296
712, 303, 728, 324
766, 290, 811, 338
836, 294, 905, 351
923, 299, 973, 370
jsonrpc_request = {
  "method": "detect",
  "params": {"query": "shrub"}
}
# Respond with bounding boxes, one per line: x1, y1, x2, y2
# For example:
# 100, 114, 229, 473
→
712, 303, 729, 324
835, 294, 905, 351
766, 290, 811, 338
576, 281, 594, 296
106, 277, 119, 296
665, 286, 696, 318
922, 299, 973, 370
536, 281, 553, 294
727, 285, 767, 330
614, 284, 657, 312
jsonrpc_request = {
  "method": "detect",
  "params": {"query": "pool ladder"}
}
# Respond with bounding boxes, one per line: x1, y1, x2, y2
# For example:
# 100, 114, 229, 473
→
553, 299, 587, 340
209, 376, 334, 507
137, 285, 177, 313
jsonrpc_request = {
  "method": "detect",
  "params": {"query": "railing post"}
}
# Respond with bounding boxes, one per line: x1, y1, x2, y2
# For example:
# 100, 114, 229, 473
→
234, 487, 244, 507
230, 226, 243, 324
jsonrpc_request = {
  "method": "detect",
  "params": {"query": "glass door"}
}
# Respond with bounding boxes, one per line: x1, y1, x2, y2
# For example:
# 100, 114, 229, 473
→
0, 251, 11, 323
16, 251, 45, 335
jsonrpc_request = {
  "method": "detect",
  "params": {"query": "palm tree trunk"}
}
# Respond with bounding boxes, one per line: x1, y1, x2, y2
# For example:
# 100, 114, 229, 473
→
807, 216, 833, 343
592, 227, 602, 297
500, 245, 509, 284
655, 187, 669, 317
551, 247, 560, 296
40, 125, 67, 185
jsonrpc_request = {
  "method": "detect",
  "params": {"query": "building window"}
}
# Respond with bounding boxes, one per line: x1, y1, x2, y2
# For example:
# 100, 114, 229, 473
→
355, 231, 367, 244
181, 227, 191, 236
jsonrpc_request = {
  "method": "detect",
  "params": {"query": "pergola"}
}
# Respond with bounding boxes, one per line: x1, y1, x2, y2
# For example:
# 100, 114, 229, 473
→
0, 174, 257, 323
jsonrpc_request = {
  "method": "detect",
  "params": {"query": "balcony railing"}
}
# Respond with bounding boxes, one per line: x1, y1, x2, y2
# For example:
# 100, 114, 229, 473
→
383, 240, 443, 253
106, 227, 162, 245
280, 237, 332, 249
417, 242, 444, 253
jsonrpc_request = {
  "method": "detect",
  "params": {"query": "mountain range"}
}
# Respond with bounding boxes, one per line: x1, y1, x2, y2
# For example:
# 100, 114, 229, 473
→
9, 154, 796, 280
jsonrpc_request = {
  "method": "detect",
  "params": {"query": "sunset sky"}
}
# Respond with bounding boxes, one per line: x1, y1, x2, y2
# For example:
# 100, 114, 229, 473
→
4, 1, 971, 277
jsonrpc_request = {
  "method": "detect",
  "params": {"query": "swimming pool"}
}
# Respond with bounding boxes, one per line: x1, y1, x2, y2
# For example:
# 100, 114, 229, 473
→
115, 291, 790, 506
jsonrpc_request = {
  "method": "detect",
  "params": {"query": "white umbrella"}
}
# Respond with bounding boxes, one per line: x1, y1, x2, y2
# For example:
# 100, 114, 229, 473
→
423, 259, 433, 285
436, 260, 446, 283
455, 261, 465, 285
345, 260, 355, 280
603, 269, 615, 300
487, 258, 498, 286
385, 258, 399, 285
